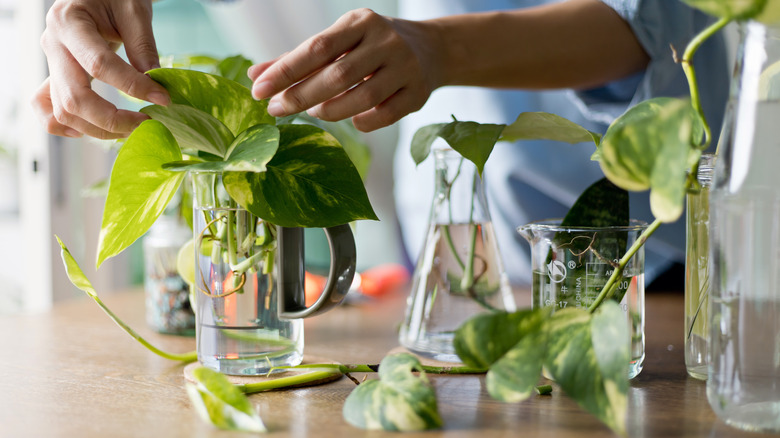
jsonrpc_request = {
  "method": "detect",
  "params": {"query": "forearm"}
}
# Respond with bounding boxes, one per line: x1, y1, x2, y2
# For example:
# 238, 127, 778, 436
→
427, 0, 649, 90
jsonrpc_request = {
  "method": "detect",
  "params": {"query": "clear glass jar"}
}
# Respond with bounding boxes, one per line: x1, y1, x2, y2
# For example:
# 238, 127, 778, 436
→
684, 153, 715, 380
707, 20, 780, 432
143, 214, 195, 335
399, 148, 515, 362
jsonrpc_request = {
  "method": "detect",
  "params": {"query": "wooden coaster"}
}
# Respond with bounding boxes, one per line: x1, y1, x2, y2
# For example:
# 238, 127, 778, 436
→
386, 346, 484, 373
183, 355, 343, 388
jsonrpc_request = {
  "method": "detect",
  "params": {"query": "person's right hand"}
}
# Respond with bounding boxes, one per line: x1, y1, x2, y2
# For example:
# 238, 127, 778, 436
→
33, 0, 170, 139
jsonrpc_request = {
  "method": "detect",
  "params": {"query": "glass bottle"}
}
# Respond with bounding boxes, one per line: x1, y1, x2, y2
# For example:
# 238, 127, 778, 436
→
684, 153, 715, 380
707, 19, 780, 432
143, 214, 195, 335
399, 148, 515, 362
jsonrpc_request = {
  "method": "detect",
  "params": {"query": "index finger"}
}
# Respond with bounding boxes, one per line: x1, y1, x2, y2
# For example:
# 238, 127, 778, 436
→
55, 19, 169, 105
252, 12, 368, 100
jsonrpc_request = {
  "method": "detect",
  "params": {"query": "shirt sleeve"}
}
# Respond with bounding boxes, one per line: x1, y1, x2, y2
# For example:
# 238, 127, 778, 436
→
571, 0, 729, 140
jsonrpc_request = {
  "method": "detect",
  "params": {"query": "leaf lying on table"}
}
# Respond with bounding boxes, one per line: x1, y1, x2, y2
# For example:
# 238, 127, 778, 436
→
56, 236, 197, 363
454, 302, 629, 436
342, 353, 443, 431
186, 366, 267, 433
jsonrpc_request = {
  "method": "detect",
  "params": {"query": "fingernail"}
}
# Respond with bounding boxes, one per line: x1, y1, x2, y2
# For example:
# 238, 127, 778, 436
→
64, 128, 83, 138
146, 91, 170, 106
306, 106, 320, 118
267, 99, 285, 116
252, 81, 274, 100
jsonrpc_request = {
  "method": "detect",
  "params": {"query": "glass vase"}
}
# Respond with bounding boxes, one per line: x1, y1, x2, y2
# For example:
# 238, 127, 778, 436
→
707, 20, 780, 432
684, 153, 715, 380
399, 148, 515, 362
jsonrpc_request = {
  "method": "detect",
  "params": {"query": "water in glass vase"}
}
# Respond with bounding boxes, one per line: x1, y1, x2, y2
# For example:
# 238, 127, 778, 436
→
399, 221, 514, 362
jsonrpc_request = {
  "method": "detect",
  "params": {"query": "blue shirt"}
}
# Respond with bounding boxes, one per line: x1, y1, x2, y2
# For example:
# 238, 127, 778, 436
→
393, 0, 729, 285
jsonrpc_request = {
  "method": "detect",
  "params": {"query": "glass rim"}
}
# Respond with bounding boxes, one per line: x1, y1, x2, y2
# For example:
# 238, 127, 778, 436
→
517, 218, 649, 233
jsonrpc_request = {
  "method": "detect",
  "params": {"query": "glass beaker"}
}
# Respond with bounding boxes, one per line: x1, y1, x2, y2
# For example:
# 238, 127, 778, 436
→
517, 220, 647, 379
707, 19, 780, 433
684, 153, 716, 380
192, 171, 356, 375
399, 148, 515, 363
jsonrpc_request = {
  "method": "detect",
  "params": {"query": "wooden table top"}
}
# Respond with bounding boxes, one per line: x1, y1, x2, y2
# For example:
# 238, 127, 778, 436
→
0, 288, 773, 437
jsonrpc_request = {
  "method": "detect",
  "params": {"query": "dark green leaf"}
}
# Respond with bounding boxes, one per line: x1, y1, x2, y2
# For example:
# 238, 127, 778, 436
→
500, 112, 601, 146
224, 124, 378, 227
295, 114, 372, 181
410, 123, 446, 165
141, 104, 234, 158
148, 68, 275, 136
680, 0, 765, 19
342, 353, 442, 431
217, 55, 255, 88
186, 367, 266, 432
97, 120, 185, 267
544, 303, 628, 436
438, 121, 506, 175
560, 178, 629, 228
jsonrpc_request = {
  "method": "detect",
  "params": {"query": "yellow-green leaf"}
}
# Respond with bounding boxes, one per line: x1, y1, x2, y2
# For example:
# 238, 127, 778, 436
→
186, 367, 266, 432
97, 120, 185, 267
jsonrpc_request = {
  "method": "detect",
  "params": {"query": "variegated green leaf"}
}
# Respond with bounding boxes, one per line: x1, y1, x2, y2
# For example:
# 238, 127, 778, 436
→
217, 55, 254, 88
343, 353, 442, 431
148, 68, 274, 136
141, 104, 234, 158
680, 0, 766, 19
453, 308, 549, 370
97, 120, 185, 267
186, 367, 266, 432
295, 114, 372, 181
167, 125, 280, 173
438, 121, 506, 176
544, 303, 628, 436
599, 97, 695, 222
485, 320, 548, 403
500, 112, 601, 146
223, 124, 378, 227
410, 123, 447, 165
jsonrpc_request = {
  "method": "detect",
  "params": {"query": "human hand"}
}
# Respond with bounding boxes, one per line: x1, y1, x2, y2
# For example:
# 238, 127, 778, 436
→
33, 0, 170, 139
249, 8, 442, 132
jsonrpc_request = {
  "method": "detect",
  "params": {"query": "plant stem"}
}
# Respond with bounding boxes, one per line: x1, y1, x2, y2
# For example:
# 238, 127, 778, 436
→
587, 218, 663, 313
271, 363, 486, 374
91, 294, 197, 362
237, 369, 344, 394
681, 16, 731, 150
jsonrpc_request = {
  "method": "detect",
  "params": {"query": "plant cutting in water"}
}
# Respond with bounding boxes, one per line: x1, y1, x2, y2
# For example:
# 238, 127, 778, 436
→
57, 0, 780, 434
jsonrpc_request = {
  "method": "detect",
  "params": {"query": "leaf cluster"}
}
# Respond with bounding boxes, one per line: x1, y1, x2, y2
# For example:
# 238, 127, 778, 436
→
96, 67, 377, 268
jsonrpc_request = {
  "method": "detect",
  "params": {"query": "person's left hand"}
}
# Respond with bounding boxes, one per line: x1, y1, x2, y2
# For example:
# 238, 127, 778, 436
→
248, 8, 442, 132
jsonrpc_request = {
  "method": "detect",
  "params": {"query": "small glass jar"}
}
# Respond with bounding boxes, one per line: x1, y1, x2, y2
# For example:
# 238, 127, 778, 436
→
143, 214, 195, 335
684, 153, 715, 380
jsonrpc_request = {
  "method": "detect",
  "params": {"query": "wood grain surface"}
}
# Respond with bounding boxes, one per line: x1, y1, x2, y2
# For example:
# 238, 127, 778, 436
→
0, 288, 773, 437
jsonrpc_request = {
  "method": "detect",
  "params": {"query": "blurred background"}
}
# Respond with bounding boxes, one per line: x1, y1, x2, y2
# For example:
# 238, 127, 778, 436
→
0, 0, 405, 315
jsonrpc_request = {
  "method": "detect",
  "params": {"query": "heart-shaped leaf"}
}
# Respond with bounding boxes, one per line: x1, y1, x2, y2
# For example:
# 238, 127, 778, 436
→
224, 124, 377, 227
186, 366, 266, 432
342, 353, 442, 431
599, 97, 695, 222
410, 123, 447, 165
544, 302, 628, 436
560, 178, 628, 228
166, 124, 280, 173
500, 112, 601, 146
141, 104, 234, 158
438, 121, 506, 176
97, 120, 185, 267
148, 68, 275, 136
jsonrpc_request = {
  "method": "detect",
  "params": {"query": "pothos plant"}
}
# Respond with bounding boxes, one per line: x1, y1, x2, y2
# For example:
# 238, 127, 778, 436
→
56, 1, 780, 436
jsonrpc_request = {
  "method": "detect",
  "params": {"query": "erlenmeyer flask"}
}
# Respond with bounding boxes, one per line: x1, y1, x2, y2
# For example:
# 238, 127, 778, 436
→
399, 148, 515, 362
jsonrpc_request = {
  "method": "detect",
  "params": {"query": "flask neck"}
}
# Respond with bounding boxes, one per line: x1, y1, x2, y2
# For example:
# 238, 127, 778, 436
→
431, 149, 491, 224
